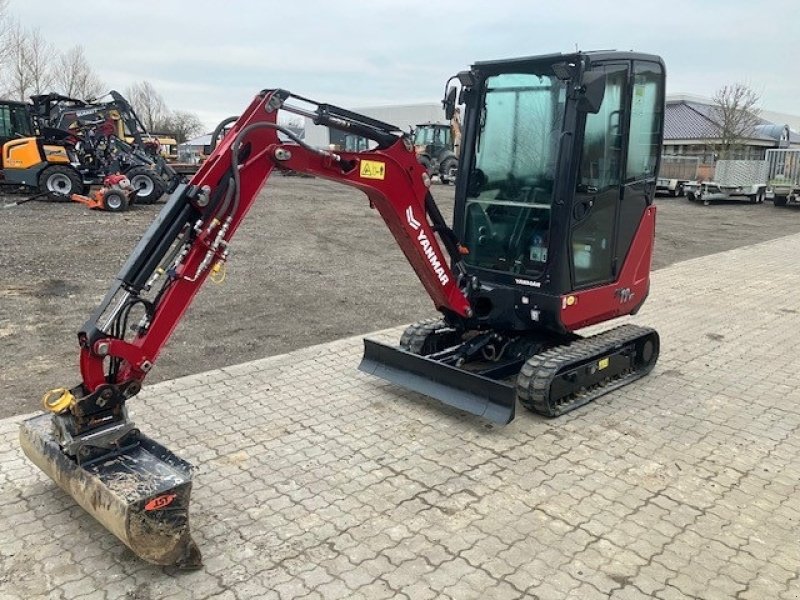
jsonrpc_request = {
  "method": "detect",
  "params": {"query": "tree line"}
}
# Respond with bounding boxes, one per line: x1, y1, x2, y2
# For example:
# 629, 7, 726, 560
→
0, 1, 203, 143
124, 81, 204, 143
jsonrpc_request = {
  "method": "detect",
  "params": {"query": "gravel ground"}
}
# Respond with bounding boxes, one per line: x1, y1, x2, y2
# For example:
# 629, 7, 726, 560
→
1, 180, 798, 418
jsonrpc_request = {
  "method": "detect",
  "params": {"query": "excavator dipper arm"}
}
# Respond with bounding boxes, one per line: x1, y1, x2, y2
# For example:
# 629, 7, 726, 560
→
20, 88, 475, 569
76, 89, 471, 399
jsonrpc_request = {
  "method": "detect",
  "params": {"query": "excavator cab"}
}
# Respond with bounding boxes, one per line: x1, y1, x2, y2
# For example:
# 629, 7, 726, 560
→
452, 53, 664, 328
364, 52, 664, 421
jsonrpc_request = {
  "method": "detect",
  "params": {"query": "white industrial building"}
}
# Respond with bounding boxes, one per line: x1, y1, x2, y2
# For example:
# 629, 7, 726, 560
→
304, 103, 445, 148
177, 133, 213, 162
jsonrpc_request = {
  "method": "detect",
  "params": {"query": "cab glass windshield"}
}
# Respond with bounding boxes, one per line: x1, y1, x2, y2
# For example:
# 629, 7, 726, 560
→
463, 72, 567, 276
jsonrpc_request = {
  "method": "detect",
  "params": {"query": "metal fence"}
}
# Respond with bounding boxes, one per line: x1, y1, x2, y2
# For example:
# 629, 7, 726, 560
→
766, 149, 800, 185
659, 155, 699, 180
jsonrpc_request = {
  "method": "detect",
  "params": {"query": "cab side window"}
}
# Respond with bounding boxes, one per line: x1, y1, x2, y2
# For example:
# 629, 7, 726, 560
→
0, 105, 32, 140
572, 66, 627, 287
579, 68, 626, 191
626, 63, 663, 181
0, 105, 12, 139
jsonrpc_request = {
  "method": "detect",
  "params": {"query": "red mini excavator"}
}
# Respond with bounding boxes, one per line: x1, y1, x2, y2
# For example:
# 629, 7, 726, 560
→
20, 51, 665, 567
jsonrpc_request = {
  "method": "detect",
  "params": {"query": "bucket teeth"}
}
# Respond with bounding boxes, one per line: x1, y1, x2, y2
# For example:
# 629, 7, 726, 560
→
19, 413, 202, 568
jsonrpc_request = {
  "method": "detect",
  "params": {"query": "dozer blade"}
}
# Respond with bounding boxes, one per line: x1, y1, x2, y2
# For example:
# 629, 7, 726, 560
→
19, 413, 201, 569
359, 339, 516, 424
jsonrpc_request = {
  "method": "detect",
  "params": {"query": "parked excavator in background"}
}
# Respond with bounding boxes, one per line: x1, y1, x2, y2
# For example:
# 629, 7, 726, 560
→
20, 50, 665, 568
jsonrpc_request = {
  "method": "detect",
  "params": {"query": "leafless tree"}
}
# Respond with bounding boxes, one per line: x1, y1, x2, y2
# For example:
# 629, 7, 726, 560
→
0, 7, 105, 104
3, 24, 31, 100
3, 24, 54, 100
0, 0, 12, 66
125, 80, 167, 132
711, 83, 761, 159
2, 23, 24, 100
160, 109, 204, 143
23, 27, 53, 95
54, 45, 105, 99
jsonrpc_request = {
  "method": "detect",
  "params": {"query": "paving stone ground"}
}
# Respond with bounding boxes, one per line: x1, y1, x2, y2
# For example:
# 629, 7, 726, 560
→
2, 233, 800, 600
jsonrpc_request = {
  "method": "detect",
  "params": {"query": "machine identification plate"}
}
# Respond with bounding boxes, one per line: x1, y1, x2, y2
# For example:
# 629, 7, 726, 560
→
360, 160, 386, 180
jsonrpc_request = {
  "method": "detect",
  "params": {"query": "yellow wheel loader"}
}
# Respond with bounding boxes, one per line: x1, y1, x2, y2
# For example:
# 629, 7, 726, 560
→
0, 99, 86, 195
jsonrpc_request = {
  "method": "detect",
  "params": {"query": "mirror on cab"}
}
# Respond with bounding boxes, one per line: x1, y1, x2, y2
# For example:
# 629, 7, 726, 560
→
443, 86, 458, 120
576, 70, 607, 114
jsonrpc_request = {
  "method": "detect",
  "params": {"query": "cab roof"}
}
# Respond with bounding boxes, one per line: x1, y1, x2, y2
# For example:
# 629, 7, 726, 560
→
472, 50, 664, 75
0, 98, 31, 108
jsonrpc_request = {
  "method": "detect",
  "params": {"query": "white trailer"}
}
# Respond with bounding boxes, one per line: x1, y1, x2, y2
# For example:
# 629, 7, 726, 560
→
684, 159, 767, 205
766, 149, 800, 207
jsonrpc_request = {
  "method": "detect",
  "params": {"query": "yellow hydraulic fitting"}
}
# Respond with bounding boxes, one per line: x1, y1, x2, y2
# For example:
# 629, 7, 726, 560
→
210, 260, 226, 284
42, 388, 74, 414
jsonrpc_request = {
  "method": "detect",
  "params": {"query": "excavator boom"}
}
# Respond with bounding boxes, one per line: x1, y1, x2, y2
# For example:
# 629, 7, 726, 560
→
20, 88, 475, 567
77, 89, 472, 392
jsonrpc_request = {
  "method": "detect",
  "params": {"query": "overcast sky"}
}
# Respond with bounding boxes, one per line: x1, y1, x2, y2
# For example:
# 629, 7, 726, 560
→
11, 0, 799, 130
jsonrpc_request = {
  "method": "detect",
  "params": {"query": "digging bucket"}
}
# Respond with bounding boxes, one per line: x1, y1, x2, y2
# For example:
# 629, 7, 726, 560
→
19, 413, 202, 569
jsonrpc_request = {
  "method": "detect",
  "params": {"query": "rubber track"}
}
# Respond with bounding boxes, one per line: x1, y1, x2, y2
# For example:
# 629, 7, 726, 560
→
516, 324, 657, 417
399, 319, 450, 354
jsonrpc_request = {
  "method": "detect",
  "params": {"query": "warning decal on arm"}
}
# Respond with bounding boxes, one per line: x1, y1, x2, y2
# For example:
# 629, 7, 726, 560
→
359, 160, 386, 180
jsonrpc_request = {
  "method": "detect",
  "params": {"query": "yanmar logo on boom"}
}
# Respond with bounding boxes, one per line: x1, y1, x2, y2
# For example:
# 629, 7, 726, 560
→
406, 206, 450, 286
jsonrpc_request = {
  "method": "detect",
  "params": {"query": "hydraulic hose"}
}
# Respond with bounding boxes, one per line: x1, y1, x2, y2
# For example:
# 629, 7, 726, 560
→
209, 116, 239, 154
229, 120, 335, 217
215, 177, 235, 221
188, 120, 326, 284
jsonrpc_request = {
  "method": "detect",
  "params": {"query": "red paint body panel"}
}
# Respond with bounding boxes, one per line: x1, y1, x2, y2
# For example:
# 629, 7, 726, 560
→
79, 90, 470, 391
559, 206, 656, 331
